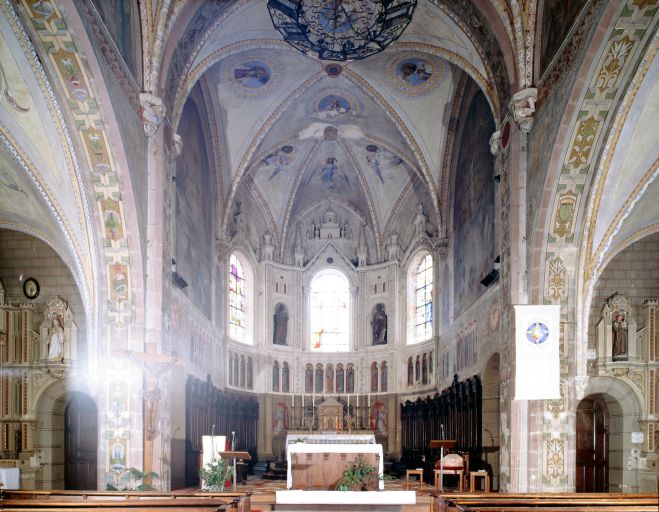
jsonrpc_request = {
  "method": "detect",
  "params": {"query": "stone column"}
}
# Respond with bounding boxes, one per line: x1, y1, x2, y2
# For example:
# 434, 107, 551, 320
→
139, 92, 168, 488
496, 91, 535, 490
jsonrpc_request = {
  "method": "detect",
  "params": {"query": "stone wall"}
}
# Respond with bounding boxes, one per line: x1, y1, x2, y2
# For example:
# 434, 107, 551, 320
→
0, 230, 85, 350
589, 232, 659, 343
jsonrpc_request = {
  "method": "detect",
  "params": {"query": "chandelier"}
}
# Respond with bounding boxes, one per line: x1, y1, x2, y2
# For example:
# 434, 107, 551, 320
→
267, 0, 417, 61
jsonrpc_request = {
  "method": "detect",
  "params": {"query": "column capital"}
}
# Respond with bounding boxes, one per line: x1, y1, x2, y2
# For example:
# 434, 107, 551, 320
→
509, 87, 537, 133
489, 130, 501, 156
139, 92, 165, 137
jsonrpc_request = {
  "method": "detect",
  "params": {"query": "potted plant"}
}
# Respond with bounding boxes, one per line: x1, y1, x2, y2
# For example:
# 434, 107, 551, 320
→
336, 456, 388, 491
199, 457, 234, 491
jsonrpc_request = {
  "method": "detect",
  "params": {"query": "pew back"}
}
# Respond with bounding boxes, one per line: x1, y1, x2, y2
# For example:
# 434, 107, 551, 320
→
432, 492, 659, 512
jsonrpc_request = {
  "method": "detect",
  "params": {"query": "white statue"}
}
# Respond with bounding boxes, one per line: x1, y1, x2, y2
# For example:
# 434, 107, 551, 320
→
414, 204, 427, 237
48, 315, 65, 360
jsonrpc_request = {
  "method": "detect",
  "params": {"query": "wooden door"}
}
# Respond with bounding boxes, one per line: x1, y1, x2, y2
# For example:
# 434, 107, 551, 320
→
65, 393, 98, 490
576, 396, 608, 492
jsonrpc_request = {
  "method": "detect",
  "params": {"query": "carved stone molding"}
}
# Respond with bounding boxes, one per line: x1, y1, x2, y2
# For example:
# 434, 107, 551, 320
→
215, 235, 232, 259
489, 130, 501, 156
611, 367, 629, 377
573, 375, 590, 400
139, 92, 165, 137
433, 237, 449, 258
172, 133, 182, 157
509, 87, 537, 132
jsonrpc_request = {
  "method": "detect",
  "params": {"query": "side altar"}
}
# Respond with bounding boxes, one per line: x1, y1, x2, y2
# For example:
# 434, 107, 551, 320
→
285, 431, 383, 490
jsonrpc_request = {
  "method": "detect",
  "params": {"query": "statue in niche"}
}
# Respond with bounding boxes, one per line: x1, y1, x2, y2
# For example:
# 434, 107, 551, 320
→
326, 364, 334, 393
414, 204, 427, 236
305, 364, 313, 393
612, 312, 628, 361
371, 303, 387, 345
315, 365, 324, 393
273, 303, 288, 345
47, 315, 65, 360
386, 233, 401, 261
346, 364, 355, 393
262, 233, 275, 261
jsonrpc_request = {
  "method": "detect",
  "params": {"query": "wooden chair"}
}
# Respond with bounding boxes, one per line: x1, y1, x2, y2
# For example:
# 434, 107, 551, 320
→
434, 452, 466, 491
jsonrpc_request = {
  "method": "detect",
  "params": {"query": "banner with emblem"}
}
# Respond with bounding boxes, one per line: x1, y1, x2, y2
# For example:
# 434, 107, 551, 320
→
514, 305, 561, 400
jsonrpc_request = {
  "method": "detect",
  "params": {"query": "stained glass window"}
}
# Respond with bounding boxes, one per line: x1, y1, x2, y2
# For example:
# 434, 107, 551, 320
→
310, 269, 349, 352
414, 254, 433, 341
229, 254, 246, 341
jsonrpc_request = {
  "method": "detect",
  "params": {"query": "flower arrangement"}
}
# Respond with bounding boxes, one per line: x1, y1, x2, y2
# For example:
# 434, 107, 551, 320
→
199, 457, 234, 491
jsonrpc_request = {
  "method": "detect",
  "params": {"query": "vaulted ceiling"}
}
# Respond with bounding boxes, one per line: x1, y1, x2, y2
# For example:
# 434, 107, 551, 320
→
180, 0, 499, 262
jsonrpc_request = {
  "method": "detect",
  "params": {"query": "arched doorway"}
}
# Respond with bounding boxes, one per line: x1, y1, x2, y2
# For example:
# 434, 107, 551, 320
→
65, 392, 98, 490
576, 395, 608, 492
481, 353, 500, 490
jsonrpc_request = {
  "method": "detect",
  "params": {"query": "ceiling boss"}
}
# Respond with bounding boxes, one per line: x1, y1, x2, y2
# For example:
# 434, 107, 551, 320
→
267, 0, 417, 61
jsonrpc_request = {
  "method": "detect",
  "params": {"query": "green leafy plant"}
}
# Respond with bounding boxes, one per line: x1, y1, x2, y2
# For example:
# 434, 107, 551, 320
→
105, 467, 158, 491
199, 457, 234, 491
336, 456, 390, 491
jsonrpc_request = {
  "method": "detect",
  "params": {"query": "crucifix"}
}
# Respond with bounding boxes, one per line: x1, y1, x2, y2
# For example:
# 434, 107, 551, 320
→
118, 343, 181, 486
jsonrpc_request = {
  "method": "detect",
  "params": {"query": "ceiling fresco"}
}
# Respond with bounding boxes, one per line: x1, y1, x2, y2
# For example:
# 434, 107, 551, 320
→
181, 0, 499, 257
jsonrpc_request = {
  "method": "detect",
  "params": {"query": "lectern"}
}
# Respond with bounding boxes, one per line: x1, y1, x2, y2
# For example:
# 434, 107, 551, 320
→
429, 440, 456, 491
216, 451, 251, 490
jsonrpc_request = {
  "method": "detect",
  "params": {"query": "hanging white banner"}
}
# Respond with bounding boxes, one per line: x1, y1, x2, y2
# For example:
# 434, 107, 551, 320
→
514, 305, 561, 400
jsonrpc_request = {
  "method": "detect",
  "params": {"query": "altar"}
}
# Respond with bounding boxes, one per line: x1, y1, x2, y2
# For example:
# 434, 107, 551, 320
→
286, 433, 383, 490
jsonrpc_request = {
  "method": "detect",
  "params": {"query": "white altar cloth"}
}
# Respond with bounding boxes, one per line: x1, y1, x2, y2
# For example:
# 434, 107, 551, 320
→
276, 490, 416, 505
286, 442, 384, 490
0, 467, 20, 489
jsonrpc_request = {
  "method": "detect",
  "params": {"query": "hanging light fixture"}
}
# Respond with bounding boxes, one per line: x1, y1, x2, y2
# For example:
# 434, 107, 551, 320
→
267, 0, 417, 61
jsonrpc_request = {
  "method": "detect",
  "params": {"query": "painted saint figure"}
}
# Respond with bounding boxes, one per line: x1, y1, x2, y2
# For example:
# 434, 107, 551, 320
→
371, 303, 387, 345
273, 303, 288, 345
612, 312, 628, 361
48, 316, 65, 360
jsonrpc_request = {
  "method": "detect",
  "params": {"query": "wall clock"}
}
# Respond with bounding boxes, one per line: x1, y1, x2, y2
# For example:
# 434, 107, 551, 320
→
23, 277, 40, 300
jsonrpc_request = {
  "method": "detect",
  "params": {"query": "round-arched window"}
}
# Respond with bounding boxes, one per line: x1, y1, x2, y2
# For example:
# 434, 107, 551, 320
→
309, 269, 350, 352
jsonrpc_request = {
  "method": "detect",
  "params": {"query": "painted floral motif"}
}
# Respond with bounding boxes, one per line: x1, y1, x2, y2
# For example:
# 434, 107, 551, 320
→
545, 438, 565, 478
568, 116, 600, 168
595, 37, 634, 94
546, 256, 566, 301
100, 198, 123, 241
53, 48, 88, 101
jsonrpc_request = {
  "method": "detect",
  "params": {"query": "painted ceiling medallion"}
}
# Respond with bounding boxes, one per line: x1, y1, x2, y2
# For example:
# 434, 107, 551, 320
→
223, 53, 280, 98
385, 53, 445, 97
267, 0, 417, 62
308, 89, 361, 121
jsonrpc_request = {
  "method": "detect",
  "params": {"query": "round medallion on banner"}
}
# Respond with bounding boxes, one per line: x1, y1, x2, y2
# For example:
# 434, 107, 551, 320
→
526, 322, 549, 344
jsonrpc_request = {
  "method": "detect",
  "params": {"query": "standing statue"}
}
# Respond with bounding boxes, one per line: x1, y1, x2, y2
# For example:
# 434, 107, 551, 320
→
612, 312, 628, 361
273, 303, 288, 345
371, 303, 387, 345
48, 315, 65, 360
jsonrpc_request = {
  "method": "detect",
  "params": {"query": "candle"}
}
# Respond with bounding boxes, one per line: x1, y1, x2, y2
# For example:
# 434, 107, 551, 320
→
368, 394, 371, 407
292, 393, 295, 408
312, 393, 315, 407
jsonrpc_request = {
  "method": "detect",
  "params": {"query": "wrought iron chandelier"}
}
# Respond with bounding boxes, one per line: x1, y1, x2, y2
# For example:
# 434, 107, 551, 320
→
267, 0, 417, 61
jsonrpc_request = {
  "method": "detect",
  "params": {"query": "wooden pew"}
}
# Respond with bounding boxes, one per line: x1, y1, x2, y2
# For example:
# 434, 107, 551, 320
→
0, 491, 251, 512
431, 492, 659, 512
